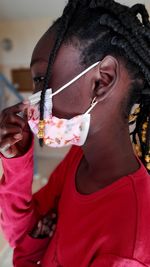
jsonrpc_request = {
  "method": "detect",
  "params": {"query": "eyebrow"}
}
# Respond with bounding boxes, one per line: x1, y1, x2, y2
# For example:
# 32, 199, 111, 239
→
30, 58, 48, 67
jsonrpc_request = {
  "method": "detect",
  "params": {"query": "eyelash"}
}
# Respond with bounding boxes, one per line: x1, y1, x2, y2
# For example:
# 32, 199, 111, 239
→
33, 76, 45, 84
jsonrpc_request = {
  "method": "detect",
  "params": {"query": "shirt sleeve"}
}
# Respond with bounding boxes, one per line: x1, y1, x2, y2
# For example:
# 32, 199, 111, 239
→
0, 139, 74, 248
13, 234, 50, 267
90, 254, 148, 267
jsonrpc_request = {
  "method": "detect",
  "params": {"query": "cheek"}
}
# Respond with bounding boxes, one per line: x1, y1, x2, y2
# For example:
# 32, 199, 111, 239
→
52, 82, 91, 119
52, 91, 80, 119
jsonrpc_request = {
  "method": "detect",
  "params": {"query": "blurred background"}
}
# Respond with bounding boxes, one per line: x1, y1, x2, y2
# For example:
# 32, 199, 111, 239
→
0, 1, 69, 265
0, 0, 149, 266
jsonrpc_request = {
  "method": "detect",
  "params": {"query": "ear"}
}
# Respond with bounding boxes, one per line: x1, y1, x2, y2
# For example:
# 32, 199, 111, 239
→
93, 55, 119, 101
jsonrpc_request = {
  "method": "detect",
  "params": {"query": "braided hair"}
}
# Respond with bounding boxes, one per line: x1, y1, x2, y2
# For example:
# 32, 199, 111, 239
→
39, 0, 150, 172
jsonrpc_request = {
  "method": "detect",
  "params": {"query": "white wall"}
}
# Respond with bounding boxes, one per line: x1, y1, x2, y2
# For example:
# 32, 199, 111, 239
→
0, 17, 52, 111
0, 18, 53, 79
0, 0, 149, 21
0, 2, 149, 78
0, 17, 70, 162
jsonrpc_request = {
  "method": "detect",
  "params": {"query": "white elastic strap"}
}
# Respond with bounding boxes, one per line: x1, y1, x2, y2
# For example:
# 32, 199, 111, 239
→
28, 61, 100, 104
51, 61, 100, 97
84, 100, 98, 115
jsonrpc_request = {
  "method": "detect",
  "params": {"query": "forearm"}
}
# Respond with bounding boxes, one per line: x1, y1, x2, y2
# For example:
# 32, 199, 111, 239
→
13, 234, 50, 267
0, 140, 39, 248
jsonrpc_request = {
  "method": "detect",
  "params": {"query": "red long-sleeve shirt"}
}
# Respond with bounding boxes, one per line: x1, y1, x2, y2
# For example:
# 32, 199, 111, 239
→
0, 142, 150, 267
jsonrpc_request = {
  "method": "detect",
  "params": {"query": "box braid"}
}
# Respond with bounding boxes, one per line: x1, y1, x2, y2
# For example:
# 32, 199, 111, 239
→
39, 0, 82, 145
39, 0, 150, 172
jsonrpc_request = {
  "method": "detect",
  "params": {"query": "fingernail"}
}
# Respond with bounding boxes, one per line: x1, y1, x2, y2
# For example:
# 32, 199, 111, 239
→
49, 232, 53, 237
23, 100, 29, 105
3, 144, 11, 150
14, 133, 22, 139
38, 221, 42, 229
51, 224, 56, 231
5, 154, 16, 159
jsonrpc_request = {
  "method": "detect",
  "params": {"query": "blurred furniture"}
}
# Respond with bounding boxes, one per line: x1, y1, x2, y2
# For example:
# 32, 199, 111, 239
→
11, 68, 33, 92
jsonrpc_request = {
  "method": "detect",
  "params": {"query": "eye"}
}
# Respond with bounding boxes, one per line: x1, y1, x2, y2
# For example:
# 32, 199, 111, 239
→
33, 76, 45, 84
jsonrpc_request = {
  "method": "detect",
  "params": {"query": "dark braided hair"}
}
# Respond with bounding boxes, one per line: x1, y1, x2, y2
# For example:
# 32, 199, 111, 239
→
39, 0, 82, 145
39, 0, 150, 172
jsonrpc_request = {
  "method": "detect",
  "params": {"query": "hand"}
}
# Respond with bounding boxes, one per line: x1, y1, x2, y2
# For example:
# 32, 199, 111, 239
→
30, 212, 57, 239
0, 101, 32, 158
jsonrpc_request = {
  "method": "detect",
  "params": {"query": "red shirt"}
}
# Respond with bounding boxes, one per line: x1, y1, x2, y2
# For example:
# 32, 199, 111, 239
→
0, 142, 150, 267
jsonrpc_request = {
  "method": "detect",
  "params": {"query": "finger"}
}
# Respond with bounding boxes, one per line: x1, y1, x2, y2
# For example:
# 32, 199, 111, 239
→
0, 134, 22, 154
43, 226, 53, 236
0, 143, 11, 153
51, 224, 56, 231
23, 100, 30, 105
49, 231, 54, 238
37, 221, 42, 229
47, 220, 55, 228
0, 113, 27, 131
43, 215, 51, 224
0, 144, 17, 158
7, 114, 27, 129
2, 102, 29, 115
30, 228, 41, 238
0, 125, 22, 138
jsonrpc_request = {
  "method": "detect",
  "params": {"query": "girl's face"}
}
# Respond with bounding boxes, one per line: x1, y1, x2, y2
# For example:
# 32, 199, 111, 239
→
30, 31, 93, 120
30, 30, 133, 139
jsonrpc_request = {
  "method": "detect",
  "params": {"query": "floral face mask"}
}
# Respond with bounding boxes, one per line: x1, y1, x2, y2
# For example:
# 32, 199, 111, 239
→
28, 61, 100, 148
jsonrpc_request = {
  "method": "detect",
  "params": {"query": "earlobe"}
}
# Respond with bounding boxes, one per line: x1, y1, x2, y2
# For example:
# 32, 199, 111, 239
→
94, 56, 118, 101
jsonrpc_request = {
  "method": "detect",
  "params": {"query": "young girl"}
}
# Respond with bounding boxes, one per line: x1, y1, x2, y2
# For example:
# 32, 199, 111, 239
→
0, 0, 150, 266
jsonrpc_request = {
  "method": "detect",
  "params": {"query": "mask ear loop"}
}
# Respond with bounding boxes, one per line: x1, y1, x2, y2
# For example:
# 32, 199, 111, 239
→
37, 62, 100, 138
51, 62, 100, 97
84, 97, 98, 115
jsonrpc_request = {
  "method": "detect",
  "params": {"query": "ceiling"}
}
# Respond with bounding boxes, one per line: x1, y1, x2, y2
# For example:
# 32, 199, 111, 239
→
0, 0, 149, 21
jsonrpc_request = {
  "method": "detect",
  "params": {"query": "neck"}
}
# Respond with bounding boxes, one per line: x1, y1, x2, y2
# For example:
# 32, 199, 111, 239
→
82, 124, 140, 187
